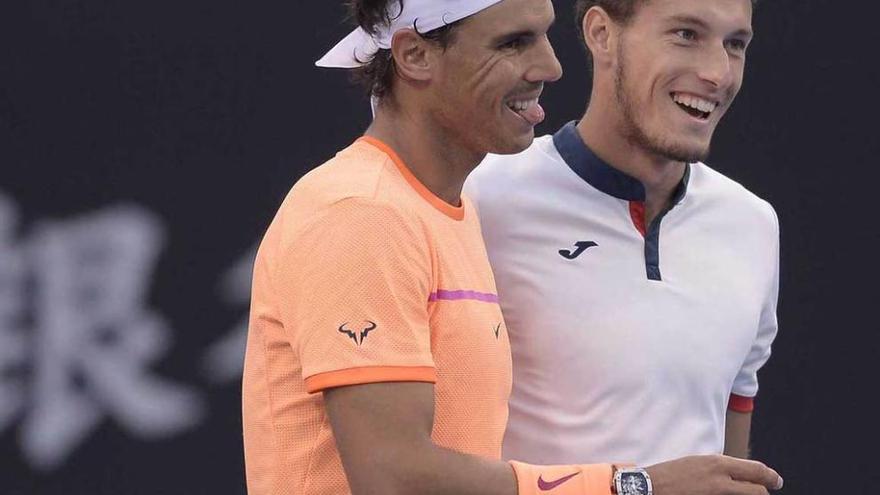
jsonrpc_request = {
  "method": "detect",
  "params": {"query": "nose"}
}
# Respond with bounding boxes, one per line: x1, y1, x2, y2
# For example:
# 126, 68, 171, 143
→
697, 43, 734, 89
526, 35, 563, 84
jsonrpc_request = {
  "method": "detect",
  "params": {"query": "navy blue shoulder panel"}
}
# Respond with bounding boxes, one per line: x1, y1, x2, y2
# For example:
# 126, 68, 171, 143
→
552, 121, 646, 201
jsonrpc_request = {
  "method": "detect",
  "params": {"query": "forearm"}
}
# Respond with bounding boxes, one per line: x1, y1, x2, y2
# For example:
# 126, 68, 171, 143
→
723, 410, 753, 459
326, 383, 516, 495
723, 435, 750, 459
326, 382, 611, 495
349, 440, 615, 495
379, 442, 518, 495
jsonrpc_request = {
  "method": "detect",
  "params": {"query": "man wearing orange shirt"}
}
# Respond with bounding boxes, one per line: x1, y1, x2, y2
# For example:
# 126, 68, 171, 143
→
241, 1, 784, 494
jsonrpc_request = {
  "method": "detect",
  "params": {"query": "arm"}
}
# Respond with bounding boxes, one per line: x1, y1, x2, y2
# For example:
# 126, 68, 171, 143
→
325, 382, 783, 495
724, 410, 753, 459
325, 382, 517, 495
727, 204, 780, 461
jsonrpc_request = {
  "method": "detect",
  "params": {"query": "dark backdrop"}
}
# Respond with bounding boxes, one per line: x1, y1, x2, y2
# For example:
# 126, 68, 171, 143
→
2, 0, 877, 493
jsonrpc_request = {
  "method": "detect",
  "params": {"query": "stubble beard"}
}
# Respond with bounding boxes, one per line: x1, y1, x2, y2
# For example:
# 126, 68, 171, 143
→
614, 47, 711, 164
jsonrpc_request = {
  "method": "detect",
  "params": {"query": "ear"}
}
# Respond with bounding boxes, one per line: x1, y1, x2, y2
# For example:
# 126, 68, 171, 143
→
583, 6, 616, 69
389, 29, 434, 83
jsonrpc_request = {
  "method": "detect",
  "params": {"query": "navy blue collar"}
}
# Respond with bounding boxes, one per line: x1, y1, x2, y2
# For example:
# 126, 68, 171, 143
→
552, 121, 690, 203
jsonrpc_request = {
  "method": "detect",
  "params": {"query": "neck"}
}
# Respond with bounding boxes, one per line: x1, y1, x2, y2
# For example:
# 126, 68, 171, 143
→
577, 101, 685, 212
365, 100, 485, 207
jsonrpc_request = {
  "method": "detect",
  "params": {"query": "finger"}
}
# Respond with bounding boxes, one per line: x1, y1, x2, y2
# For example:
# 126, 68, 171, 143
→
724, 458, 783, 489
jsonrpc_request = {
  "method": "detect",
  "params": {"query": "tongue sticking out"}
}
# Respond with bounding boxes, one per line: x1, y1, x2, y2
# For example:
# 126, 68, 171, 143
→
517, 102, 546, 126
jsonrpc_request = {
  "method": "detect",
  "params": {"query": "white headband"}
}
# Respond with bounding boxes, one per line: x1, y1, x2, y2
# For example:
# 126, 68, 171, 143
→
316, 0, 504, 68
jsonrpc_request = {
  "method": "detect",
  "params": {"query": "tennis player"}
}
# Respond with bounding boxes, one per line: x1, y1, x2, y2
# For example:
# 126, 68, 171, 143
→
466, 0, 780, 472
242, 1, 783, 494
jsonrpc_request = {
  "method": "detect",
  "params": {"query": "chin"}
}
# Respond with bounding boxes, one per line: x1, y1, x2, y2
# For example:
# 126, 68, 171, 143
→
493, 129, 536, 155
665, 145, 709, 163
650, 133, 712, 163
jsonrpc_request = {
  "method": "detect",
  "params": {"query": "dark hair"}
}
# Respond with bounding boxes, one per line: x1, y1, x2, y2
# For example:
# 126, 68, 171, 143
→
573, 0, 759, 64
346, 0, 463, 99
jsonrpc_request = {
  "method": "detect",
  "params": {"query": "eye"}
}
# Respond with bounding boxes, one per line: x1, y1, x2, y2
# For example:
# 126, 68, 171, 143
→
675, 29, 697, 42
725, 38, 748, 52
500, 37, 525, 50
498, 34, 535, 51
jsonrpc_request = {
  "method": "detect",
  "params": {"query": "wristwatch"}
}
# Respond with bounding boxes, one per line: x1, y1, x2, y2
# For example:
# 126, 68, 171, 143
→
612, 467, 653, 495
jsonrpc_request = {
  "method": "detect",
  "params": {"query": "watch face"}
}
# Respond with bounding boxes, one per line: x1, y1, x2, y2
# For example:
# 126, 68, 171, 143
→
620, 472, 648, 495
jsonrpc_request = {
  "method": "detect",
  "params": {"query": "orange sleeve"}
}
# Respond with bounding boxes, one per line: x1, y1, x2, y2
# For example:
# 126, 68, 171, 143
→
509, 461, 613, 495
275, 197, 436, 393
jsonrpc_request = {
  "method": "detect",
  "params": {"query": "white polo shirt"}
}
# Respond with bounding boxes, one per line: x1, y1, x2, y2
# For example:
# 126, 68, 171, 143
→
464, 122, 779, 467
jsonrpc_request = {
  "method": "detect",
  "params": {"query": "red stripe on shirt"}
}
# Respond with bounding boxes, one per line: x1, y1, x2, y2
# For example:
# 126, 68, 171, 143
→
729, 394, 755, 413
629, 201, 647, 237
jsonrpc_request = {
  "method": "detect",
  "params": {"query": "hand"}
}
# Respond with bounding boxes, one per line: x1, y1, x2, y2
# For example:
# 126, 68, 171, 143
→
645, 454, 783, 495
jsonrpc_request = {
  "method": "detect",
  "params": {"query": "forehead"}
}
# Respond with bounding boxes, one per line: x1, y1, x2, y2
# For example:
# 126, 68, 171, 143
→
459, 0, 555, 37
633, 0, 753, 32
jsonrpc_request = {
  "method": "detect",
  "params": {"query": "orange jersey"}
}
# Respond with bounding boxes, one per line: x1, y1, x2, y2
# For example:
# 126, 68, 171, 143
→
242, 137, 512, 495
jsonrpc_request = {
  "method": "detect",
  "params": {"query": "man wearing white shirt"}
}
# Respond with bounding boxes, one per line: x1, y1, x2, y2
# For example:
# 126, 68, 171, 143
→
466, 0, 779, 468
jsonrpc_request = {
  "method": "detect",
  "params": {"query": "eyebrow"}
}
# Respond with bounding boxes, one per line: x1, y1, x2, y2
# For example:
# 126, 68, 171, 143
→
491, 30, 537, 45
490, 14, 556, 45
667, 14, 753, 38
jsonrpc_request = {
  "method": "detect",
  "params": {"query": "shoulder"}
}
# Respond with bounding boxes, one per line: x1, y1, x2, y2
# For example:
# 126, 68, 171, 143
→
465, 135, 560, 211
287, 140, 396, 209
469, 135, 559, 188
690, 162, 779, 235
271, 141, 425, 248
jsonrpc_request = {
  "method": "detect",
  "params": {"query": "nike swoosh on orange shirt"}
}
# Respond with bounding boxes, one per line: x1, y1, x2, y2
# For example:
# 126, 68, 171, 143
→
537, 471, 580, 491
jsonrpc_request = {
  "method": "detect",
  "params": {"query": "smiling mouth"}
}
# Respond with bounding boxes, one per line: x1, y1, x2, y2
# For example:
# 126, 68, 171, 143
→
671, 92, 719, 121
505, 96, 545, 126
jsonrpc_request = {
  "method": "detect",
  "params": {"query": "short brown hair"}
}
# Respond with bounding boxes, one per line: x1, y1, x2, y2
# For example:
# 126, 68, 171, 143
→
346, 0, 464, 99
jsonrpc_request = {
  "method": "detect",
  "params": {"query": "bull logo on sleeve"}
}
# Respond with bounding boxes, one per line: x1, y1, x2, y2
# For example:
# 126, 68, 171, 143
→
338, 321, 377, 346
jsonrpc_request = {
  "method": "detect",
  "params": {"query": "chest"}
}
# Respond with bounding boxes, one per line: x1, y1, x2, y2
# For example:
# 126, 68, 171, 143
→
424, 219, 512, 394
487, 200, 771, 387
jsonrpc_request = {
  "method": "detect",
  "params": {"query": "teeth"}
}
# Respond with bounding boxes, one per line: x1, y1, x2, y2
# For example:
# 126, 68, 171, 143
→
672, 93, 717, 114
508, 98, 537, 113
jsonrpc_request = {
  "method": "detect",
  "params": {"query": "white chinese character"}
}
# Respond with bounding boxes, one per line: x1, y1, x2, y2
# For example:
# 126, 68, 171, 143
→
201, 245, 255, 383
20, 205, 204, 469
